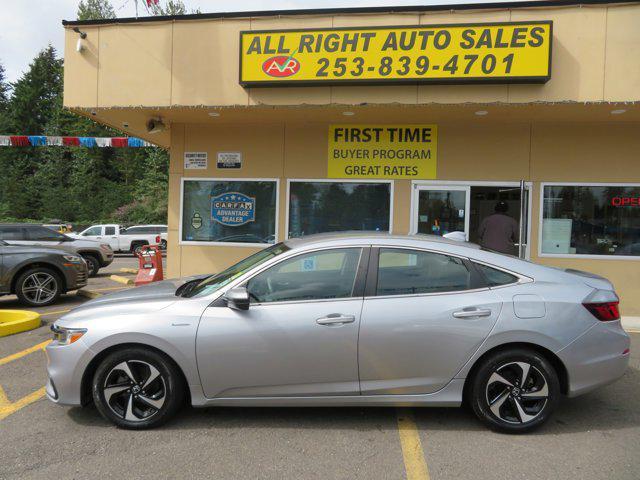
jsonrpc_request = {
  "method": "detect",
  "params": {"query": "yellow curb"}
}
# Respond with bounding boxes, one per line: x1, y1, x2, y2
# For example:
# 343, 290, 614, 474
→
626, 328, 640, 334
77, 289, 102, 299
119, 268, 139, 275
0, 310, 41, 337
109, 275, 134, 286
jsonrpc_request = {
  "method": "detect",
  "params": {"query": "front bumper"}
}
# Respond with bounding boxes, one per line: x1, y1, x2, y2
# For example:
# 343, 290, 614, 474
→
100, 251, 114, 267
62, 263, 89, 291
45, 338, 93, 406
557, 320, 630, 397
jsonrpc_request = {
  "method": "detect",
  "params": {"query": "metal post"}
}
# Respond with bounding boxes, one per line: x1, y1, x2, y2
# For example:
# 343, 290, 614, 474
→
518, 180, 527, 259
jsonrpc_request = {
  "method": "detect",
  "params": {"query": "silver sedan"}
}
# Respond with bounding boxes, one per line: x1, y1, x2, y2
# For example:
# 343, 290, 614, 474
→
46, 233, 630, 432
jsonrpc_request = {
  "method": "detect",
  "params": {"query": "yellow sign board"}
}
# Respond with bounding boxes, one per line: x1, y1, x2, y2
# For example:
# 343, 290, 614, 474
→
240, 22, 552, 86
328, 125, 437, 179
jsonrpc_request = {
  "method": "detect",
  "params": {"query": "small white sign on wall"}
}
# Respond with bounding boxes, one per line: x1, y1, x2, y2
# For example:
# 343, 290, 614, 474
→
184, 152, 208, 169
217, 152, 242, 169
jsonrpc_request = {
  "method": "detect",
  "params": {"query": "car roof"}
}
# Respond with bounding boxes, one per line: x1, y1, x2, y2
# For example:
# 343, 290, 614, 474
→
283, 232, 481, 250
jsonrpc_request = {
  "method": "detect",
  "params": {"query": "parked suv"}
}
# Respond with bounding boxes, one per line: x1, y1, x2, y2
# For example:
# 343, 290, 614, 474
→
0, 240, 88, 306
71, 224, 167, 254
0, 224, 114, 277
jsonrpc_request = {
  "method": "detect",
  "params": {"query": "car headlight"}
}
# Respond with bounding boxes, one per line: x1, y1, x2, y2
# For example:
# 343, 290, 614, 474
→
63, 254, 83, 263
51, 325, 87, 345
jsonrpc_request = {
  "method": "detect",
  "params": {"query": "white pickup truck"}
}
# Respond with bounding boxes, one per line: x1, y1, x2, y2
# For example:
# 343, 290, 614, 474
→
70, 224, 167, 254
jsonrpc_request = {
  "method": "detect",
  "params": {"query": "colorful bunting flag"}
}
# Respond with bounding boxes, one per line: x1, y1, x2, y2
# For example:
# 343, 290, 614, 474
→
0, 135, 153, 148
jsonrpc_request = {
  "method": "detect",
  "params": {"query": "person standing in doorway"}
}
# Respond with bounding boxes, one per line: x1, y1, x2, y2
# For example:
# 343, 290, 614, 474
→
477, 201, 519, 255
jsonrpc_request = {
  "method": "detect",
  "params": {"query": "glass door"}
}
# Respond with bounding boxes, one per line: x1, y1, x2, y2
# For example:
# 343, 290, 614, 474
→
413, 186, 470, 240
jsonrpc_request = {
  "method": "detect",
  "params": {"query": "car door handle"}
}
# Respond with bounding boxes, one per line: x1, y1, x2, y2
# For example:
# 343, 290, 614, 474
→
452, 309, 492, 319
316, 314, 356, 326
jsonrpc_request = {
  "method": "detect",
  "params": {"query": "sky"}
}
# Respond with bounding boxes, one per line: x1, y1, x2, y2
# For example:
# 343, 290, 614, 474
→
0, 0, 531, 84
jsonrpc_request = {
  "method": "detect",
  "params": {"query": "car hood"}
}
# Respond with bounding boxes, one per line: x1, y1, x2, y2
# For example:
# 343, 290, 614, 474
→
59, 274, 210, 322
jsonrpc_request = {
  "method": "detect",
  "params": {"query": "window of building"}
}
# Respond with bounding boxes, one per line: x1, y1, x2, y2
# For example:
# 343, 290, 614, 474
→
376, 248, 472, 296
182, 179, 278, 245
474, 263, 519, 287
288, 181, 391, 238
246, 248, 362, 303
541, 184, 640, 257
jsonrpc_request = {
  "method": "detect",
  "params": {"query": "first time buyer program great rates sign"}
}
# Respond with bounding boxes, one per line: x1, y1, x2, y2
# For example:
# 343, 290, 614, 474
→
240, 21, 552, 86
328, 125, 437, 179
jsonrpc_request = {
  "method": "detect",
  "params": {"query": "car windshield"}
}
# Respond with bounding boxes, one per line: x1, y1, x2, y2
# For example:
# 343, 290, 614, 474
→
184, 242, 291, 298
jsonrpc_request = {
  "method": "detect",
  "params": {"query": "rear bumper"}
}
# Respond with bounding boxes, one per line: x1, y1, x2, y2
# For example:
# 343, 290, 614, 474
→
557, 320, 630, 398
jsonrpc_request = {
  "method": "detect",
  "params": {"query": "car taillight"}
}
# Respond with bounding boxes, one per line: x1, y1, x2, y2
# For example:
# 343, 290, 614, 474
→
155, 235, 160, 243
583, 301, 620, 321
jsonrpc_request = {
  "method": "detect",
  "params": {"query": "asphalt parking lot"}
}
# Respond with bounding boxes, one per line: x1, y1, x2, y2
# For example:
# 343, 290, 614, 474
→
1, 258, 639, 480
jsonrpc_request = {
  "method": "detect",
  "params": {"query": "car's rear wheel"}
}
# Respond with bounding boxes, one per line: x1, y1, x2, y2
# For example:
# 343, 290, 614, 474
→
82, 254, 100, 277
15, 267, 61, 307
92, 348, 184, 429
470, 348, 560, 433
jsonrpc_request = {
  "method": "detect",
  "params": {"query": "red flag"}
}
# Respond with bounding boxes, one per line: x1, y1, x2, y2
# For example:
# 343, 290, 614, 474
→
146, 0, 159, 6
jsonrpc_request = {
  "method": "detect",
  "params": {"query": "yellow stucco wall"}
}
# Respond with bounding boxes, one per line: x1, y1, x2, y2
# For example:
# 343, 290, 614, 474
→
63, 4, 640, 109
166, 120, 640, 315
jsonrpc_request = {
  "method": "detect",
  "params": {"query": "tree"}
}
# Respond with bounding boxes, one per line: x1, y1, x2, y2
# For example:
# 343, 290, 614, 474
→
77, 0, 116, 21
0, 63, 9, 107
146, 0, 200, 16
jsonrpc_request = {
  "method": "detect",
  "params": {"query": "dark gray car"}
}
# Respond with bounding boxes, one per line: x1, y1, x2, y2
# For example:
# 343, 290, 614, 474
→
0, 224, 114, 276
0, 239, 89, 306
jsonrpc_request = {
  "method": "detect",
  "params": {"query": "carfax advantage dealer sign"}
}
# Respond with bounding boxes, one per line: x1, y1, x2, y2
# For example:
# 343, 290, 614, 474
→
328, 125, 437, 179
240, 21, 552, 86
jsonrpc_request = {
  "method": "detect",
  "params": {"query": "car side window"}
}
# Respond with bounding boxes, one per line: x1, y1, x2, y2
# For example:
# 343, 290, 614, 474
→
82, 226, 102, 236
125, 227, 141, 234
104, 226, 116, 235
246, 248, 362, 303
474, 263, 519, 287
25, 226, 65, 241
0, 226, 24, 240
376, 248, 472, 296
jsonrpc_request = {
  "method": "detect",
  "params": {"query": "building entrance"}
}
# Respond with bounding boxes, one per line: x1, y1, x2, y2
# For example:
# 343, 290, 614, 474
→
411, 182, 530, 258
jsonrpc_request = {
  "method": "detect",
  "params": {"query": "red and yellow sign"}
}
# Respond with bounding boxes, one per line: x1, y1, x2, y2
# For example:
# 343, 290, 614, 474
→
240, 21, 552, 86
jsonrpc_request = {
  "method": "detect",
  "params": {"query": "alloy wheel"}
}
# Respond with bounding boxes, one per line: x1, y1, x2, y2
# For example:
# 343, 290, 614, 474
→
21, 272, 58, 304
103, 360, 166, 422
485, 361, 549, 424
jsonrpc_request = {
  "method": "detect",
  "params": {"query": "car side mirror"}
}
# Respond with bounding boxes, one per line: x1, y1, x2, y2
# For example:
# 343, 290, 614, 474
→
224, 287, 250, 311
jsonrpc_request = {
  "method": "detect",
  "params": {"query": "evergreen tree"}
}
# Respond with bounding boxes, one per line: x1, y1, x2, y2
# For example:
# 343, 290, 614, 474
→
77, 0, 116, 21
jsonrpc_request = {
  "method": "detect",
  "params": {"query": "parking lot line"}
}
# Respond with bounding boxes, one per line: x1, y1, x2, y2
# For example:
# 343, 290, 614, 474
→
397, 409, 430, 480
0, 340, 50, 367
0, 385, 46, 421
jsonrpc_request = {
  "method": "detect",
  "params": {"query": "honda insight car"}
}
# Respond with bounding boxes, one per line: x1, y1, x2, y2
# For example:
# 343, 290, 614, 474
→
46, 233, 629, 432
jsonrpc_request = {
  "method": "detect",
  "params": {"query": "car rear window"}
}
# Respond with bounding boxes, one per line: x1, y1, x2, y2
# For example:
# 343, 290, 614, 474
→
376, 248, 472, 296
474, 263, 519, 287
0, 226, 24, 240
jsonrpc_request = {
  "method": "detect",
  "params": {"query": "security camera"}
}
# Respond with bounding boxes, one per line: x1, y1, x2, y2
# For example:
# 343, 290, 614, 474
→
146, 118, 166, 134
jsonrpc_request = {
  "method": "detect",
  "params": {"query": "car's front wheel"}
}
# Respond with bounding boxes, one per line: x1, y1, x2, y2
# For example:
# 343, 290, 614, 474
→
470, 348, 560, 433
92, 348, 184, 429
15, 267, 62, 307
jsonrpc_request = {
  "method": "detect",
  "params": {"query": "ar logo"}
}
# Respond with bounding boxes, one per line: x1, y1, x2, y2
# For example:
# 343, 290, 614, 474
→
262, 55, 301, 78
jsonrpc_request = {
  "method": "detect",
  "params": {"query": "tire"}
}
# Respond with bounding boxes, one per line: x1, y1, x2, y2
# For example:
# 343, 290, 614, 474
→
82, 254, 100, 277
92, 347, 185, 429
470, 348, 560, 433
131, 242, 148, 256
15, 267, 62, 307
